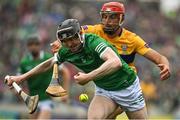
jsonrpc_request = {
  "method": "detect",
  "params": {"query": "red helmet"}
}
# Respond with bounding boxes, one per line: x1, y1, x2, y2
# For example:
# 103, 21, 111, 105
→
101, 2, 125, 14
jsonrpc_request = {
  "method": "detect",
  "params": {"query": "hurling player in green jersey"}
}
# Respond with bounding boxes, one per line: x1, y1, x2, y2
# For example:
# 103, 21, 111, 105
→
18, 35, 55, 119
5, 19, 148, 119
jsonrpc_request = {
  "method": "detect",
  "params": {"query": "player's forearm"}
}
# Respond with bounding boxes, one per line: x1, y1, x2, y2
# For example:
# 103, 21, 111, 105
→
61, 66, 71, 91
21, 57, 54, 81
144, 49, 169, 66
159, 55, 169, 66
87, 58, 121, 81
151, 54, 169, 67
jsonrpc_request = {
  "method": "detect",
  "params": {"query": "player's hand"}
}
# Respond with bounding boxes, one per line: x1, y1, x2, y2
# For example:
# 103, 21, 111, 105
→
74, 72, 90, 85
50, 40, 61, 53
158, 64, 171, 80
4, 75, 23, 87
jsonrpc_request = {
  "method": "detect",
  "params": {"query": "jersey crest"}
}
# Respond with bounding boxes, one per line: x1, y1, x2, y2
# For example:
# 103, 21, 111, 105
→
121, 44, 128, 54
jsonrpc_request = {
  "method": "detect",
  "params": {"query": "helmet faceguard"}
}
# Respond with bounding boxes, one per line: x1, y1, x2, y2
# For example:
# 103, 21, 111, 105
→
100, 2, 125, 35
57, 27, 77, 40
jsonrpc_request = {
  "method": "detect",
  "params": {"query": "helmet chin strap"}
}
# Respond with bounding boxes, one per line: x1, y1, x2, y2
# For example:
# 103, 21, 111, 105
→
119, 14, 124, 26
78, 33, 84, 44
79, 33, 86, 48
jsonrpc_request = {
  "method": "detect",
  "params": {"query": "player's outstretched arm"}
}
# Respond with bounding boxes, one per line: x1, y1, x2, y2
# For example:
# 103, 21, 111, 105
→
144, 49, 171, 80
5, 57, 55, 86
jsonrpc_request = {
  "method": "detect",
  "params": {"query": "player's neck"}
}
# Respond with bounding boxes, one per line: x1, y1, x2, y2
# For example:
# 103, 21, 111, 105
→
32, 52, 40, 60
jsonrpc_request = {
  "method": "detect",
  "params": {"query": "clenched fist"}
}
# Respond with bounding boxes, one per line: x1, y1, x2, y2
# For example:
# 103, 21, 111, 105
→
50, 40, 62, 53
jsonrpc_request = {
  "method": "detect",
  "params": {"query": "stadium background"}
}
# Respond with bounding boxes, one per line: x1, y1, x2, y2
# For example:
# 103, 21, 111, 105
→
0, 0, 180, 119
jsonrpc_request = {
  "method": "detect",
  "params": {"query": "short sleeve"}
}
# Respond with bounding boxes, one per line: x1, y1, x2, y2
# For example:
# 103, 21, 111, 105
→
89, 35, 109, 57
134, 35, 152, 55
18, 62, 25, 74
57, 49, 65, 64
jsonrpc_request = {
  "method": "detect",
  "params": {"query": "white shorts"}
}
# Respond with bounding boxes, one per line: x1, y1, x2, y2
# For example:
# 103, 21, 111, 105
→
95, 77, 145, 112
38, 100, 54, 111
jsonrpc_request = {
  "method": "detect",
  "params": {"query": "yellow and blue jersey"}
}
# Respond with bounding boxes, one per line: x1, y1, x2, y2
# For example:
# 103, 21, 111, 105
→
82, 24, 152, 72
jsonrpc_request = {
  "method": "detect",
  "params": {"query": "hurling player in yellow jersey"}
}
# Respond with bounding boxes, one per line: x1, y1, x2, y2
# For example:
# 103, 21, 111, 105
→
51, 1, 171, 118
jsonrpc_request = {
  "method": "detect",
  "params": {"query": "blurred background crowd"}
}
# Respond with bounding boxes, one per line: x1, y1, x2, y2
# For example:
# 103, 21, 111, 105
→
0, 0, 180, 119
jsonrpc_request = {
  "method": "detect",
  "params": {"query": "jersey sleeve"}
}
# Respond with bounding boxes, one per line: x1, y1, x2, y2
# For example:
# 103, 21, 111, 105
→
89, 35, 109, 57
18, 62, 25, 74
45, 53, 53, 59
134, 35, 152, 55
57, 52, 63, 64
57, 48, 66, 64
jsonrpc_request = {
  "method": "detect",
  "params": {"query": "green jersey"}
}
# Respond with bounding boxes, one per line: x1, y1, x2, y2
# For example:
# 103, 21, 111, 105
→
57, 33, 136, 91
19, 51, 52, 100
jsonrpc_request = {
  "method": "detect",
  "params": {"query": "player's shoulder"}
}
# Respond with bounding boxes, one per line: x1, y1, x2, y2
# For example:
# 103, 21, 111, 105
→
122, 28, 137, 38
84, 32, 98, 37
84, 33, 108, 46
58, 46, 69, 56
122, 28, 142, 41
20, 54, 30, 64
43, 52, 53, 58
82, 24, 102, 33
82, 24, 101, 30
85, 33, 103, 41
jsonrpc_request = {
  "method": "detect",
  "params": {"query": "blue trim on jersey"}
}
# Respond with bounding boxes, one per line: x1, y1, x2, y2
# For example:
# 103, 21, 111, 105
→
120, 53, 136, 64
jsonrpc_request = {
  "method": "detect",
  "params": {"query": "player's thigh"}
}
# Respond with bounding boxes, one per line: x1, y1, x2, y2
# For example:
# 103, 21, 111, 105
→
125, 106, 148, 119
88, 95, 117, 119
